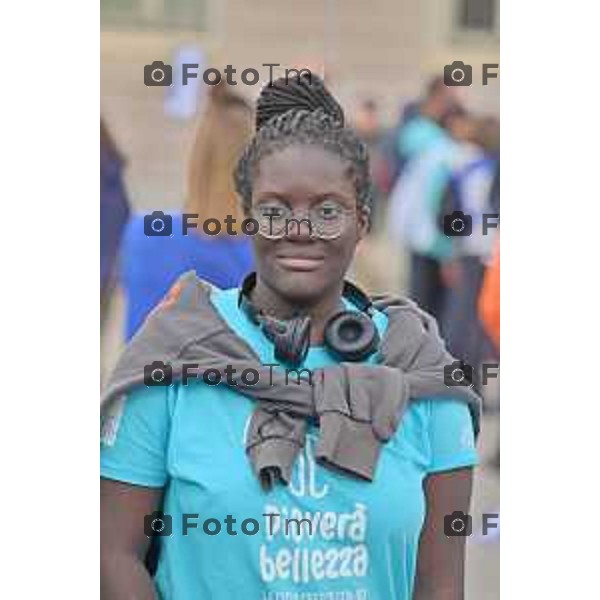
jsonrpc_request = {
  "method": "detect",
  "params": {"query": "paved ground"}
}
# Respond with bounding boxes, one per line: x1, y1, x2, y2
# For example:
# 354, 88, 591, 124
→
466, 413, 500, 600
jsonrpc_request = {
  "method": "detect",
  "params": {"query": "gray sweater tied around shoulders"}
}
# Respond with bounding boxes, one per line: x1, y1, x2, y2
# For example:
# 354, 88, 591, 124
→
101, 271, 481, 490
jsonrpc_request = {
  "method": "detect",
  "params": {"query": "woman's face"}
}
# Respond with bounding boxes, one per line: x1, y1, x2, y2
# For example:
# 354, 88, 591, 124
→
249, 144, 369, 306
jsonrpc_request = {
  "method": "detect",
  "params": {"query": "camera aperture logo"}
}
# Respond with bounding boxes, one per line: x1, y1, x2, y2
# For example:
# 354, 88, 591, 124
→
145, 511, 173, 537
444, 511, 499, 538
443, 211, 499, 237
444, 361, 499, 389
443, 61, 499, 87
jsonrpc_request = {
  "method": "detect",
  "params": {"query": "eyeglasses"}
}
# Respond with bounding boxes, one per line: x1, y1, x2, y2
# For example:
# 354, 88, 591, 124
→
250, 199, 357, 240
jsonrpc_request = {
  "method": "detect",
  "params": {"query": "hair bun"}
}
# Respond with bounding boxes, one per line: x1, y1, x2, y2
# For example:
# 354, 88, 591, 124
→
256, 73, 344, 131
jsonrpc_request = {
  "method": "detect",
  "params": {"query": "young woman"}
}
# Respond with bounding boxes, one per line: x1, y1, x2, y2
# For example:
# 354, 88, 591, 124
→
120, 81, 255, 340
101, 75, 478, 600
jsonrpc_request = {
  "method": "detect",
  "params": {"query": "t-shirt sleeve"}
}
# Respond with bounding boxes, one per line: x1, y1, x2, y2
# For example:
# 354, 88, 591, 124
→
426, 398, 479, 474
100, 384, 174, 487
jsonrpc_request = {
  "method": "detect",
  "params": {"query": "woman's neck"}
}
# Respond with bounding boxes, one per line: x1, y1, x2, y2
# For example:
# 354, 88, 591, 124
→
250, 279, 345, 345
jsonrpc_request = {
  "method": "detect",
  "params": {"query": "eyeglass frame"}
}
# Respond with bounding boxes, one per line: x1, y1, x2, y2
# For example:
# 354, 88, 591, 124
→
249, 200, 368, 240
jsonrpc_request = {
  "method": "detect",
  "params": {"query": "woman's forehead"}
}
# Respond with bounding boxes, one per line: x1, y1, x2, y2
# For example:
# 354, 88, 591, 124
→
254, 145, 354, 195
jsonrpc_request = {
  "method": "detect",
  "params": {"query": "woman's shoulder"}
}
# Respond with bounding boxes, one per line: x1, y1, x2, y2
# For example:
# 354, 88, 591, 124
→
397, 397, 478, 465
371, 293, 434, 334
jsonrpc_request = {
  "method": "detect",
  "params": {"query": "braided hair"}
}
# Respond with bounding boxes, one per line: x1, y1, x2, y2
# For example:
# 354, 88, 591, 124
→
234, 73, 373, 216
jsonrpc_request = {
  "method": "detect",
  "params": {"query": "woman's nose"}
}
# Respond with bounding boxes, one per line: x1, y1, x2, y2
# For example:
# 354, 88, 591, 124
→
284, 215, 314, 240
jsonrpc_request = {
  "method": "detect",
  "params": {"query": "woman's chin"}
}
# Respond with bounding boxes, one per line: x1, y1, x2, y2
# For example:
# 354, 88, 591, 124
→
271, 270, 329, 304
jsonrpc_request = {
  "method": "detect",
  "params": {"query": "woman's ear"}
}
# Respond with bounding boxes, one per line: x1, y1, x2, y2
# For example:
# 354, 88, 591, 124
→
356, 206, 371, 241
240, 197, 252, 219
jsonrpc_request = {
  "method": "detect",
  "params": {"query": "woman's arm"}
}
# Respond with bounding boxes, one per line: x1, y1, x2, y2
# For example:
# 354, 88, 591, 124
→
413, 467, 474, 600
100, 478, 163, 600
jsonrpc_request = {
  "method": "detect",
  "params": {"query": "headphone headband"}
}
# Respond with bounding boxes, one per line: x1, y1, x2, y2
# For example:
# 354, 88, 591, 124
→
238, 272, 261, 323
237, 272, 379, 366
341, 280, 374, 316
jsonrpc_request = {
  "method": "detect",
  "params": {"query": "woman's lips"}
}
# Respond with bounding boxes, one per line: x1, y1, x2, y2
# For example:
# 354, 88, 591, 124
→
275, 255, 325, 271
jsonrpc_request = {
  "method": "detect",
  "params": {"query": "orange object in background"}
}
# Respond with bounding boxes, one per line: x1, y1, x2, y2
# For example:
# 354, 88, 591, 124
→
479, 242, 500, 350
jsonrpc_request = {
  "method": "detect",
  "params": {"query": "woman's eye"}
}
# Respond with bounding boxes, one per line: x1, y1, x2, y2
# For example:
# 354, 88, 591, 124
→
318, 204, 341, 219
261, 205, 286, 219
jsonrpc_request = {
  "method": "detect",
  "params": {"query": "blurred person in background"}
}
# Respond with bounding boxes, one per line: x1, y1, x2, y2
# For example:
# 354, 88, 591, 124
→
120, 81, 255, 340
387, 78, 462, 319
439, 112, 499, 373
350, 98, 398, 295
378, 100, 418, 193
382, 77, 459, 198
479, 116, 500, 215
479, 240, 500, 352
397, 77, 461, 161
351, 98, 391, 234
100, 118, 131, 323
479, 238, 500, 471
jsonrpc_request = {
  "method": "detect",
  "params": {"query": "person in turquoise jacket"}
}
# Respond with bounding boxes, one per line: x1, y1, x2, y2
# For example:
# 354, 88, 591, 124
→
390, 78, 462, 319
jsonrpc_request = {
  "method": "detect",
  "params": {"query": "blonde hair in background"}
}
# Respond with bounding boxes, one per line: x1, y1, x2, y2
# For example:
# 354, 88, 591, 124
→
184, 82, 253, 234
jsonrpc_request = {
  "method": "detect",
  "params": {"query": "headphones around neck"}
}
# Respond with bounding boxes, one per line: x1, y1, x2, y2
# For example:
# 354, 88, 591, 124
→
238, 272, 380, 367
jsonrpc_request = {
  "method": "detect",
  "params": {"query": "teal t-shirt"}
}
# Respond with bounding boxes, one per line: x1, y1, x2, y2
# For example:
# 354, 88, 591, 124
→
101, 288, 478, 600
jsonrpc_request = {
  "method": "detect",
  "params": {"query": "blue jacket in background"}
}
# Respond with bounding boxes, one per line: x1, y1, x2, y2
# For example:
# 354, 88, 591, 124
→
120, 213, 254, 340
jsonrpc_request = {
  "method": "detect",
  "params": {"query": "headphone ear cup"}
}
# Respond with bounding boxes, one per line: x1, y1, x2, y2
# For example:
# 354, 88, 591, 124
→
324, 311, 380, 362
261, 315, 311, 367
